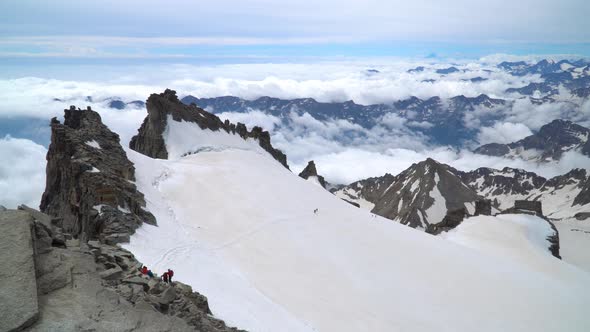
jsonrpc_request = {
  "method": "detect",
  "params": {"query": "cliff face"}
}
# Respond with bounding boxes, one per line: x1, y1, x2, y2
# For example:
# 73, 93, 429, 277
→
40, 106, 156, 244
130, 89, 289, 169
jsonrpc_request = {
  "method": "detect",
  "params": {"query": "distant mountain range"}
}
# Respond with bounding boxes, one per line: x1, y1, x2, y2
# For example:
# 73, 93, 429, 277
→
474, 119, 590, 161
181, 93, 510, 146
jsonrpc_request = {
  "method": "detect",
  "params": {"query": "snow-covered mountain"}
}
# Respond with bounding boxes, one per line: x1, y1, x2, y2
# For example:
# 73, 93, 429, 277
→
120, 90, 590, 332
474, 119, 590, 161
334, 159, 479, 228
335, 159, 590, 225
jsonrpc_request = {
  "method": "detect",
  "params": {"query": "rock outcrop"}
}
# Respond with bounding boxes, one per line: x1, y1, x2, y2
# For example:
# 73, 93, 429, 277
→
130, 89, 289, 169
0, 206, 243, 332
40, 106, 156, 244
474, 199, 492, 216
298, 160, 327, 188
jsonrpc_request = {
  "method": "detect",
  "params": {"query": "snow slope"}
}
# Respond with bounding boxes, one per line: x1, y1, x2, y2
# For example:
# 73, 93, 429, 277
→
124, 120, 590, 332
441, 214, 559, 273
554, 219, 590, 272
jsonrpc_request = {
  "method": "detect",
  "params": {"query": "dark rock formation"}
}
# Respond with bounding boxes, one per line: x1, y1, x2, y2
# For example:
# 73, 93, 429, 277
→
474, 120, 590, 161
426, 207, 468, 235
573, 177, 590, 207
298, 160, 326, 188
130, 89, 289, 169
1, 207, 244, 331
545, 221, 561, 259
513, 200, 543, 215
40, 106, 156, 244
474, 199, 492, 216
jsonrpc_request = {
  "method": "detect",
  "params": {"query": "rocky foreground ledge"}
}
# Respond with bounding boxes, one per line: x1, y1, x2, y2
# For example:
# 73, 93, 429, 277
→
0, 207, 243, 332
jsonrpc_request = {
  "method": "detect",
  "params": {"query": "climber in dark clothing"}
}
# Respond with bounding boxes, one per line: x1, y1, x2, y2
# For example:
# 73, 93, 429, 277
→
162, 271, 169, 283
168, 269, 174, 282
147, 270, 154, 278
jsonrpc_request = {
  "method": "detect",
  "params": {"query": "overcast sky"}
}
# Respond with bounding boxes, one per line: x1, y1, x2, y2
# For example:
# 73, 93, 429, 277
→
1, 0, 589, 61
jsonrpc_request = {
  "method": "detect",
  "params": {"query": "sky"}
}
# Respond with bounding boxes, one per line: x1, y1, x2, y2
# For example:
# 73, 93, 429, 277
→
1, 0, 590, 63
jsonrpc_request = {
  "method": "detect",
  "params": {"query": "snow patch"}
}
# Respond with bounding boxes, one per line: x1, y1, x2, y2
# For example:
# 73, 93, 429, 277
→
86, 140, 101, 149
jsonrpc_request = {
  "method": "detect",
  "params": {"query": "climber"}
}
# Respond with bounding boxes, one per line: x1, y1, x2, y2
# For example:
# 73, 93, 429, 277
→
168, 269, 174, 282
162, 271, 169, 283
147, 269, 154, 278
141, 266, 148, 275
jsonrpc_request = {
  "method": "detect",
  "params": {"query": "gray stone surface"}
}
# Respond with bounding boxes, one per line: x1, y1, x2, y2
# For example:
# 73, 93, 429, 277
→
35, 250, 72, 295
0, 210, 39, 332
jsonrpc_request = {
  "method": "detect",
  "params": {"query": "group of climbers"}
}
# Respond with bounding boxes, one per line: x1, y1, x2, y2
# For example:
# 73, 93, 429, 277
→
140, 265, 174, 283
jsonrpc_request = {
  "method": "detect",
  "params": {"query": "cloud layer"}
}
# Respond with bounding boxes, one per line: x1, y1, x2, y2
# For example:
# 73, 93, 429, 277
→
0, 136, 47, 208
1, 57, 589, 207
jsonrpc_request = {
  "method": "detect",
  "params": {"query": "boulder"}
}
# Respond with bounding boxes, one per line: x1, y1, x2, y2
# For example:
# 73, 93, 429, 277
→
35, 250, 73, 295
100, 265, 123, 280
0, 210, 39, 332
122, 276, 150, 291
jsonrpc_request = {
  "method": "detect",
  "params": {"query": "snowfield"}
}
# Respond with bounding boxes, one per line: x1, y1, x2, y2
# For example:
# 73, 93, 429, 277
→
124, 120, 590, 332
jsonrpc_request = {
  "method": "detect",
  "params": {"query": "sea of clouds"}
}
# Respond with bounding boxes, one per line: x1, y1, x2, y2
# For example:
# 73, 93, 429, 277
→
1, 56, 590, 207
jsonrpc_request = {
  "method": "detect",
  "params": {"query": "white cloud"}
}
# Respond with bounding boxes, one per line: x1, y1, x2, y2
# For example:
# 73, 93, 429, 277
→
0, 136, 47, 209
476, 122, 533, 145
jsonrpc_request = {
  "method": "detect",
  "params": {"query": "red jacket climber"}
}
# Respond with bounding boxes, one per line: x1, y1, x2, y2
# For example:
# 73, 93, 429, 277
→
141, 266, 148, 275
168, 269, 174, 282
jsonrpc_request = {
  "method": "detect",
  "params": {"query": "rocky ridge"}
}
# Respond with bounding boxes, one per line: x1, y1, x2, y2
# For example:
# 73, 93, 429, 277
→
130, 89, 288, 168
40, 106, 156, 245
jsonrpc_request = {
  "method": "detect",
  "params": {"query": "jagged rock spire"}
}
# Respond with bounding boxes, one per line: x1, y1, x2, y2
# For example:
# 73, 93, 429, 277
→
298, 160, 326, 188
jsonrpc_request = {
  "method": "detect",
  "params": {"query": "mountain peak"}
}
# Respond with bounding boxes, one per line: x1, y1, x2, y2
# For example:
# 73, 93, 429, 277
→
298, 160, 327, 188
130, 90, 289, 168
